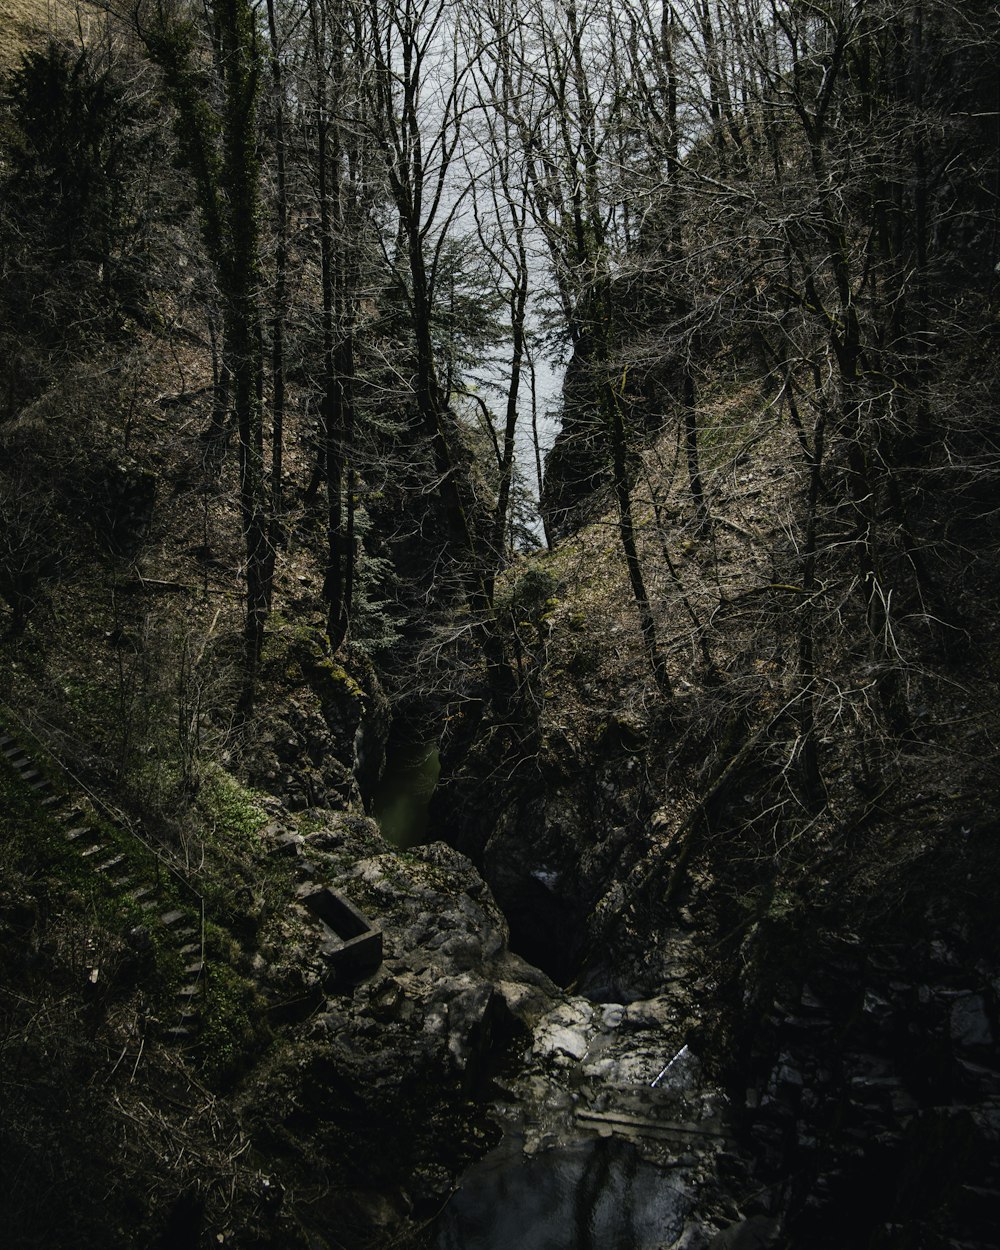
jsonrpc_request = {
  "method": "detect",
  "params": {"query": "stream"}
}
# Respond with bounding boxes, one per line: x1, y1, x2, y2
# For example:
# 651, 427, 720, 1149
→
433, 1134, 689, 1250
371, 732, 441, 849
371, 728, 702, 1249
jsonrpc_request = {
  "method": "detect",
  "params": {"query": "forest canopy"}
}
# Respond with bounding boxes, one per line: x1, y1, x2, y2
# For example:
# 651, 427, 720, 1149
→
3, 0, 997, 735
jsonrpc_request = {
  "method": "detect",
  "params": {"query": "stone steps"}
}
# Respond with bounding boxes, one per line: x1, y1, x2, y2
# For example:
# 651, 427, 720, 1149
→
0, 718, 207, 1046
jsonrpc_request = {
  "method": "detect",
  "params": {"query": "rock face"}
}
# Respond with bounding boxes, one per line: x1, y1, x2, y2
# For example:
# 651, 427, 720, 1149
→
246, 639, 390, 812
248, 814, 551, 1245
434, 714, 662, 995
741, 927, 1000, 1250
248, 811, 743, 1249
433, 716, 1000, 1248
242, 628, 1000, 1248
428, 981, 746, 1250
538, 344, 612, 543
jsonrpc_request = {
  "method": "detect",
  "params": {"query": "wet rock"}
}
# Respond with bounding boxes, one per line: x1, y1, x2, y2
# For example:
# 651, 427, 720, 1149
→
495, 962, 559, 1025
951, 994, 994, 1053
708, 1215, 780, 1249
532, 1000, 594, 1063
246, 646, 389, 813
770, 1063, 804, 1094
247, 807, 568, 1246
270, 832, 305, 857
434, 1135, 693, 1250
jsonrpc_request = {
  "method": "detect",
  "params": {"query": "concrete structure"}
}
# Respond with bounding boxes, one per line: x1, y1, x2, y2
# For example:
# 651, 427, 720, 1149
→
300, 886, 383, 982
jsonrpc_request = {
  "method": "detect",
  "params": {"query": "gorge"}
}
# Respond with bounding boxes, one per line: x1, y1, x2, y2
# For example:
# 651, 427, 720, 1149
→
2, 1, 1000, 1247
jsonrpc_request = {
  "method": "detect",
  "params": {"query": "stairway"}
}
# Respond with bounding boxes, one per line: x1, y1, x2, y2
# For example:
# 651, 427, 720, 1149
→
0, 722, 206, 1043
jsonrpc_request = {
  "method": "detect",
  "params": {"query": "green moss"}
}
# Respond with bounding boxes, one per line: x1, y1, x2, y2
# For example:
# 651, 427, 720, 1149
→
508, 564, 560, 622
313, 658, 364, 700
190, 765, 291, 951
0, 757, 195, 1013
196, 959, 268, 1088
196, 764, 267, 847
265, 615, 367, 702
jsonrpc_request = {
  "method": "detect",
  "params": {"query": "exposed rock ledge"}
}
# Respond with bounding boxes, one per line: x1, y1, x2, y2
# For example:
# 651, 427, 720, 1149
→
246, 811, 741, 1250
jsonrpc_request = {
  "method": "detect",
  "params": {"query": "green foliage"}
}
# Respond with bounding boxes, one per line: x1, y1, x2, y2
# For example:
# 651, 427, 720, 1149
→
507, 563, 561, 629
423, 235, 506, 383
351, 505, 402, 657
196, 954, 267, 1088
1, 40, 159, 357
140, 13, 224, 256
197, 764, 268, 849
141, 0, 263, 289
193, 765, 281, 945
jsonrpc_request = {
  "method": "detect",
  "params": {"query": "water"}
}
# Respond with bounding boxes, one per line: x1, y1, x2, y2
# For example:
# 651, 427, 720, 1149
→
371, 737, 441, 848
433, 1136, 688, 1250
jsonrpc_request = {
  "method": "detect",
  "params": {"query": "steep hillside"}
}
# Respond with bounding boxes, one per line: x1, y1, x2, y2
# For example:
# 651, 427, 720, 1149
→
0, 0, 90, 69
2, 2, 999, 1248
434, 360, 1000, 1246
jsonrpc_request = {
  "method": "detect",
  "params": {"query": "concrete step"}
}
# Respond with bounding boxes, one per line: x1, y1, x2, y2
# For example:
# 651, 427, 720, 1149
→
131, 886, 155, 901
81, 844, 107, 858
575, 1107, 732, 1144
109, 876, 132, 890
2, 745, 27, 761
597, 1088, 697, 1116
178, 984, 202, 998
0, 733, 16, 749
179, 943, 200, 957
96, 854, 127, 873
174, 926, 198, 940
40, 794, 63, 808
184, 961, 204, 975
65, 827, 90, 841
27, 778, 52, 792
160, 909, 186, 927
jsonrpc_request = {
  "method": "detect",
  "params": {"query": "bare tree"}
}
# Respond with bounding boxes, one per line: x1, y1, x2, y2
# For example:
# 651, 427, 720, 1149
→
472, 0, 673, 694
137, 0, 272, 715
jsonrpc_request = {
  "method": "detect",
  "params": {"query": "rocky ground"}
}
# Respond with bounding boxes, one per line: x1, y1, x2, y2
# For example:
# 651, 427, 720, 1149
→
243, 806, 746, 1249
